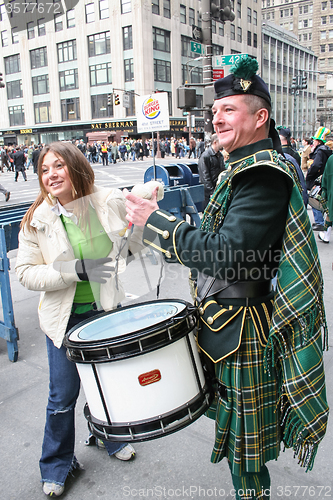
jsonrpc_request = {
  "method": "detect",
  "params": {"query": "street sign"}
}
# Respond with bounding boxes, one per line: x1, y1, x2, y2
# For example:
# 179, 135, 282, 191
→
191, 41, 202, 55
192, 25, 202, 42
123, 92, 130, 108
213, 69, 224, 81
213, 53, 249, 68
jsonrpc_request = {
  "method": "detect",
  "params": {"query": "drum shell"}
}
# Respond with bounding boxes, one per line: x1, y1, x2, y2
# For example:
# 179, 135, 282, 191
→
77, 331, 206, 424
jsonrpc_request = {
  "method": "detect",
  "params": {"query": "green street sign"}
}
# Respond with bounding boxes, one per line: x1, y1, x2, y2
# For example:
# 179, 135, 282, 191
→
214, 53, 249, 67
191, 41, 202, 54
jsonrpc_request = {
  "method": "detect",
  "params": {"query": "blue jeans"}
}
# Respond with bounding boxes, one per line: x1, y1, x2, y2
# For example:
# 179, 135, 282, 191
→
40, 309, 126, 486
312, 207, 324, 225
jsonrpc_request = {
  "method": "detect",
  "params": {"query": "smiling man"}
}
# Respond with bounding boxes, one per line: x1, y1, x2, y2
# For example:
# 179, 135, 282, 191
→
125, 57, 328, 500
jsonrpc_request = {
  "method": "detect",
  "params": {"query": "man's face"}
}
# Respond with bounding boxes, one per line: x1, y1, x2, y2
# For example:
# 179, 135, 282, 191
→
212, 95, 266, 153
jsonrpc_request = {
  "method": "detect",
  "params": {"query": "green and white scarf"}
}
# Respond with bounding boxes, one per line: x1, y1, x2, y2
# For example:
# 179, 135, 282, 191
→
201, 150, 329, 472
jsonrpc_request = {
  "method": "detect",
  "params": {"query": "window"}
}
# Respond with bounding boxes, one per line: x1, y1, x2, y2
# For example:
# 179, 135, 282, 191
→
321, 31, 327, 39
121, 0, 131, 14
90, 62, 112, 86
7, 80, 22, 99
237, 27, 242, 42
124, 58, 134, 81
54, 14, 63, 31
9, 105, 25, 126
328, 98, 333, 106
322, 1, 327, 8
219, 24, 224, 36
61, 98, 80, 121
319, 99, 324, 107
32, 74, 49, 95
329, 43, 333, 51
253, 10, 257, 26
253, 32, 257, 48
12, 28, 19, 44
189, 7, 195, 26
230, 24, 235, 40
319, 86, 325, 93
247, 30, 252, 46
180, 4, 186, 24
152, 0, 159, 14
197, 10, 201, 27
153, 27, 170, 52
237, 0, 241, 18
212, 19, 216, 34
181, 35, 191, 57
34, 102, 51, 123
0, 3, 6, 21
330, 30, 333, 38
30, 47, 48, 69
27, 22, 35, 39
303, 33, 308, 41
37, 18, 45, 36
5, 54, 20, 74
123, 26, 133, 50
1, 30, 8, 47
247, 7, 251, 22
59, 69, 79, 91
322, 16, 327, 25
163, 0, 170, 18
154, 59, 171, 82
88, 32, 110, 56
304, 5, 308, 13
321, 44, 326, 52
85, 3, 94, 23
91, 94, 113, 119
99, 0, 109, 19
57, 40, 77, 62
212, 44, 223, 55
67, 9, 75, 28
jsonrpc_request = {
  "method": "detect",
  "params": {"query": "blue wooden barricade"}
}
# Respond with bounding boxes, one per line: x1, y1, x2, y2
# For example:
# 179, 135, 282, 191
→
0, 202, 31, 362
158, 184, 204, 227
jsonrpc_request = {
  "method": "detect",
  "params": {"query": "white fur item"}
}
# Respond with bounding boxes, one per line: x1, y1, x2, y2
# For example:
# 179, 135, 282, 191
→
131, 181, 164, 201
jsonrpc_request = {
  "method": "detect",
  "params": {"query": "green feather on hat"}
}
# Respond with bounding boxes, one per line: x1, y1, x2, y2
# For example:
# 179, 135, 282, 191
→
230, 56, 259, 80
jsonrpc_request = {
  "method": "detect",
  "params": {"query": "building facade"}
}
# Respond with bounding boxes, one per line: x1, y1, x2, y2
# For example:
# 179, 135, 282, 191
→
0, 0, 260, 146
262, 21, 317, 139
262, 0, 333, 132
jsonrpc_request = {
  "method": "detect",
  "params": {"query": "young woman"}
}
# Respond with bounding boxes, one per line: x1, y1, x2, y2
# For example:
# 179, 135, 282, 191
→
16, 142, 144, 497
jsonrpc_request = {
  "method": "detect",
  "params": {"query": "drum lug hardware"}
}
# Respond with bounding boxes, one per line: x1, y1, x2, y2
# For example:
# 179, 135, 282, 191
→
106, 347, 111, 359
81, 350, 85, 362
167, 328, 172, 340
138, 339, 143, 352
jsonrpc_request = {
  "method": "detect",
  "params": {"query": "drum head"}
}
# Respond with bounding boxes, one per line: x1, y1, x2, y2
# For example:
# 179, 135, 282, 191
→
68, 300, 187, 343
308, 196, 323, 211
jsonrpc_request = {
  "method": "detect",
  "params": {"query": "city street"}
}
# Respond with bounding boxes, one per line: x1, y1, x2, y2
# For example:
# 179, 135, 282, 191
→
0, 168, 332, 499
0, 155, 188, 207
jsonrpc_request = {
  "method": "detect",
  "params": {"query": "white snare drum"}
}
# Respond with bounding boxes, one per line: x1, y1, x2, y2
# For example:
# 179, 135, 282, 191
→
64, 300, 212, 442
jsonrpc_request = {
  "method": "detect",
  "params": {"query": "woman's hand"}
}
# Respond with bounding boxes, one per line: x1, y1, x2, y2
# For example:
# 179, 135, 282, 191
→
124, 187, 159, 227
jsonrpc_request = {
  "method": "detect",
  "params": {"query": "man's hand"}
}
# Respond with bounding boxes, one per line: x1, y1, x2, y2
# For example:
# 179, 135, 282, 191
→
124, 187, 159, 227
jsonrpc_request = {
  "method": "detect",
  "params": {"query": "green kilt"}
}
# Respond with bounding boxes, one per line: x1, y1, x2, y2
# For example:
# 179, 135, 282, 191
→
207, 316, 281, 476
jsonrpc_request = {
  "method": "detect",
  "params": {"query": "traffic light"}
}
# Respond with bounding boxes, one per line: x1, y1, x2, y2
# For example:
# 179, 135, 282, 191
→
0, 73, 5, 88
301, 75, 307, 89
107, 94, 112, 106
211, 1, 220, 19
220, 0, 235, 22
114, 94, 120, 105
291, 76, 297, 89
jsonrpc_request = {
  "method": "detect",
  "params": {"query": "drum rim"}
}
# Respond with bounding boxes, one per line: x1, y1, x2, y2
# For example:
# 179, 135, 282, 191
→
83, 383, 213, 443
64, 299, 198, 361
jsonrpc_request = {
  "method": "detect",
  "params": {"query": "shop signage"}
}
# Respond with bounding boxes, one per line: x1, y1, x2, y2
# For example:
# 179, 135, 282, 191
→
91, 121, 136, 132
20, 129, 33, 134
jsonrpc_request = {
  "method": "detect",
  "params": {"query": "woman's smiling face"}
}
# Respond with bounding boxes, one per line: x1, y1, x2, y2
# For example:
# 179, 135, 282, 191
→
41, 151, 74, 206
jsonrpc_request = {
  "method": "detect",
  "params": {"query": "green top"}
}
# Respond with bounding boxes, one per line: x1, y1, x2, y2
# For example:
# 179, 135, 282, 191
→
61, 204, 113, 303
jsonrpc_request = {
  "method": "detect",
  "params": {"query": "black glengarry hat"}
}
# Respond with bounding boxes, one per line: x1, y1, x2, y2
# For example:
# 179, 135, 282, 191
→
214, 56, 271, 106
277, 126, 291, 139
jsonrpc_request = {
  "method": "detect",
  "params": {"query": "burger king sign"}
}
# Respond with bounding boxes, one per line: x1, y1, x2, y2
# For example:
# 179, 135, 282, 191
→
136, 92, 170, 133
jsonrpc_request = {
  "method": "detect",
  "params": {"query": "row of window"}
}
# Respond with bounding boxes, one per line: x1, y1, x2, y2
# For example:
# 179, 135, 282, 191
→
8, 92, 139, 127
320, 44, 333, 53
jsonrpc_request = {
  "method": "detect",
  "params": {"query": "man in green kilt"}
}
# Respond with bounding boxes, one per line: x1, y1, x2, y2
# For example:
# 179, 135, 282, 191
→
124, 57, 329, 500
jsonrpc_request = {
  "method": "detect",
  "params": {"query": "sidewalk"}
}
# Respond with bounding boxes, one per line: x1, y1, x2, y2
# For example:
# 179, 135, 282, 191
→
0, 218, 332, 500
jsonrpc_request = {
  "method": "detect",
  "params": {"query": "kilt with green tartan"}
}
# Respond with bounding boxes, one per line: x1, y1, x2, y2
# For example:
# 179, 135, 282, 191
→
206, 312, 281, 476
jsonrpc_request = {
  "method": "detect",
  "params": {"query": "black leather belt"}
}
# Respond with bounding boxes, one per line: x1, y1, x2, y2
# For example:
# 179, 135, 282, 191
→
215, 280, 272, 299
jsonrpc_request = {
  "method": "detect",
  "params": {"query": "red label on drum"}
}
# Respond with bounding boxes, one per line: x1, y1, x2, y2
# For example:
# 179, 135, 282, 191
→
138, 369, 161, 386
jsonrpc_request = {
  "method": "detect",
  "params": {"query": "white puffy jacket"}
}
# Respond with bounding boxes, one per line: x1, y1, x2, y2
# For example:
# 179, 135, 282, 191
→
15, 187, 144, 348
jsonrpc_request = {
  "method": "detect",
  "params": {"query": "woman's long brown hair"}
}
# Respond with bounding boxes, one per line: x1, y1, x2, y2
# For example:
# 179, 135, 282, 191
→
21, 142, 95, 232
